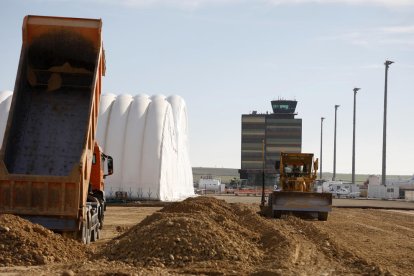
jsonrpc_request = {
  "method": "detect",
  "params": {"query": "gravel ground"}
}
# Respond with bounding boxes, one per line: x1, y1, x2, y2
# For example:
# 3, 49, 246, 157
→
211, 194, 414, 209
0, 196, 413, 275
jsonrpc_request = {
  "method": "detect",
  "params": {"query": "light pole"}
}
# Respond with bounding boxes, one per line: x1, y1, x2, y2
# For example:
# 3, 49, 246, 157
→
352, 88, 361, 185
261, 139, 265, 206
382, 60, 394, 186
320, 117, 325, 179
333, 105, 340, 181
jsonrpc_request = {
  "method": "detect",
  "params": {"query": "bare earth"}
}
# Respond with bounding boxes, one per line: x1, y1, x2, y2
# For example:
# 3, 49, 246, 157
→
212, 194, 414, 209
0, 197, 413, 275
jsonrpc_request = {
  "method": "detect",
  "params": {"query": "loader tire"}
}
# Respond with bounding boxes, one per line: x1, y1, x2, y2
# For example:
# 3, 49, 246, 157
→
318, 212, 328, 221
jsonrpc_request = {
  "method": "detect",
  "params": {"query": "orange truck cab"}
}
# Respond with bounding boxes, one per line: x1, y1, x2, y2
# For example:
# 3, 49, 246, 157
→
90, 142, 113, 209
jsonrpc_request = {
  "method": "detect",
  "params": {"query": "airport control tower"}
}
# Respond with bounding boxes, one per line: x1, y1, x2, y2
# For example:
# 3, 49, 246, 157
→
239, 99, 302, 186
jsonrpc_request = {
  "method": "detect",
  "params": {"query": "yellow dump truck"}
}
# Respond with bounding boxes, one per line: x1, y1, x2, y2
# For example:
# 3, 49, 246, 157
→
261, 152, 332, 221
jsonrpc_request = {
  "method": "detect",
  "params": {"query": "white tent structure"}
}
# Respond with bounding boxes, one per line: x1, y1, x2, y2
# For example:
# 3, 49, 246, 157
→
0, 91, 13, 147
0, 91, 194, 201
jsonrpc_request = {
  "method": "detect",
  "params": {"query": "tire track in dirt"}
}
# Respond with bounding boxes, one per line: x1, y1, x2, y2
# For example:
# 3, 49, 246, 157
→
309, 208, 414, 275
281, 215, 390, 275
225, 204, 386, 275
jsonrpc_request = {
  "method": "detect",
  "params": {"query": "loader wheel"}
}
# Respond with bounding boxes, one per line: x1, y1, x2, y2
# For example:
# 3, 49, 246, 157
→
318, 212, 328, 221
273, 210, 282, 219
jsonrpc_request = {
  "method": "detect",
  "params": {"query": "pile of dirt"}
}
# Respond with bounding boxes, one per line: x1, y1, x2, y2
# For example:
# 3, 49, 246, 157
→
103, 197, 294, 269
0, 214, 87, 266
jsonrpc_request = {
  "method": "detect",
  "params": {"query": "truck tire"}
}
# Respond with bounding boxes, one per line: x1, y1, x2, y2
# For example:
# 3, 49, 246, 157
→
96, 224, 100, 240
318, 212, 328, 221
86, 227, 91, 244
91, 227, 98, 242
273, 210, 282, 219
81, 211, 92, 244
81, 220, 90, 244
99, 204, 104, 229
87, 210, 92, 244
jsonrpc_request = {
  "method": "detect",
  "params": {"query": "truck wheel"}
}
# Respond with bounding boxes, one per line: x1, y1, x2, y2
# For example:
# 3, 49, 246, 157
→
99, 205, 104, 229
83, 211, 92, 244
91, 221, 101, 242
273, 210, 282, 219
86, 227, 91, 244
81, 221, 90, 244
96, 224, 100, 240
318, 212, 328, 221
91, 227, 98, 242
90, 229, 95, 242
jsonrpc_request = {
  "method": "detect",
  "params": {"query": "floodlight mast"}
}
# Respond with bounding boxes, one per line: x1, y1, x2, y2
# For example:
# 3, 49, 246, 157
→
352, 87, 361, 185
333, 105, 340, 181
382, 60, 394, 186
320, 117, 325, 179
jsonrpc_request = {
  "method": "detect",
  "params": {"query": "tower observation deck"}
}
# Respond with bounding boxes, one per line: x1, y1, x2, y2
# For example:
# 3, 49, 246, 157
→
271, 100, 298, 119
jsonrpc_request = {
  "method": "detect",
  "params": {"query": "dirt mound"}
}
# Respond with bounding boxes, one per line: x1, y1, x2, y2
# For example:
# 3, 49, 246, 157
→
161, 195, 236, 217
0, 214, 87, 266
103, 197, 295, 269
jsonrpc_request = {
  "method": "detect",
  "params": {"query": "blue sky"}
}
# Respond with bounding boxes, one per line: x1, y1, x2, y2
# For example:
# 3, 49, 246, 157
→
1, 0, 414, 175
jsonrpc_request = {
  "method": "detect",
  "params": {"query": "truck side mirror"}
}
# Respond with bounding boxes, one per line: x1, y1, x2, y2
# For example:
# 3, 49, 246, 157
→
104, 155, 113, 178
107, 156, 113, 175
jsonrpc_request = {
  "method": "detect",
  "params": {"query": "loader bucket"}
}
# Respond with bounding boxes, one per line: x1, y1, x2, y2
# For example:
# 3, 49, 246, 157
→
270, 191, 332, 220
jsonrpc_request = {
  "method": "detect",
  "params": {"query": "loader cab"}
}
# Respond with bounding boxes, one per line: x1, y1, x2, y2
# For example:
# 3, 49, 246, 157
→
276, 160, 309, 177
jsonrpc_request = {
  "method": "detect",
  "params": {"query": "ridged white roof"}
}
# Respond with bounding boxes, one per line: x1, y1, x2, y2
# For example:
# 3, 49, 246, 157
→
0, 91, 13, 147
0, 92, 194, 201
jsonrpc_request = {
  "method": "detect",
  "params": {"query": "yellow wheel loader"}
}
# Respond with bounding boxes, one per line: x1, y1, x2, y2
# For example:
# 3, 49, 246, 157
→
261, 152, 332, 221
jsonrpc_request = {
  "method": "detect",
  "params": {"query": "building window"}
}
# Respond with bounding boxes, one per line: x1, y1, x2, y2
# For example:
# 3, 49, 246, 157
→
273, 104, 289, 110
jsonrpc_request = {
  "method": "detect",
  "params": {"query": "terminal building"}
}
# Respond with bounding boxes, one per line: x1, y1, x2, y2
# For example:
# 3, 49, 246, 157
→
239, 99, 302, 186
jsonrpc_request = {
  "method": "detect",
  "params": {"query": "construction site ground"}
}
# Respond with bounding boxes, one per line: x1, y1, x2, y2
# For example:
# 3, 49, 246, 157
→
212, 194, 414, 209
0, 196, 413, 275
